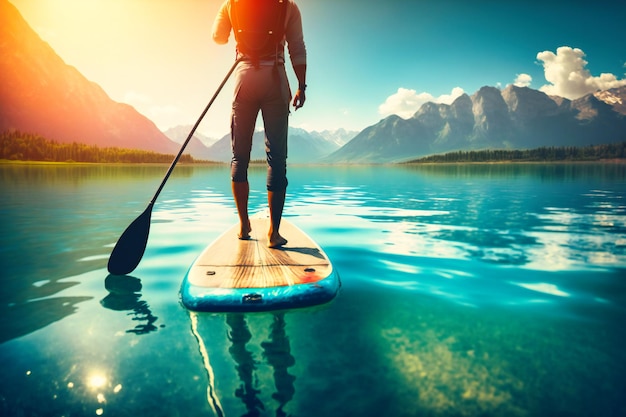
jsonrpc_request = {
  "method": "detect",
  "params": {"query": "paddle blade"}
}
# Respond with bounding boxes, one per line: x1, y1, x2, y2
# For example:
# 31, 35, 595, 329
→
107, 205, 153, 275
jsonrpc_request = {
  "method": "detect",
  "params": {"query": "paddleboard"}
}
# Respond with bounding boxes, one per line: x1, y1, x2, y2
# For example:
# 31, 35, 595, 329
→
181, 212, 340, 312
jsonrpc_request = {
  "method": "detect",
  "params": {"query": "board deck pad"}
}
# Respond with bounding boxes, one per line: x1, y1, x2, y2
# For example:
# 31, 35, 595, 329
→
181, 212, 340, 312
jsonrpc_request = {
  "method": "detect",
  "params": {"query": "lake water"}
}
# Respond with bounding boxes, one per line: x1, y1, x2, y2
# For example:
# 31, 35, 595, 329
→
1, 163, 625, 417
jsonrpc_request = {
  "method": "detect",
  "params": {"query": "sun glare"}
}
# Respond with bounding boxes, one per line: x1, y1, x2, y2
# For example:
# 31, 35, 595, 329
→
87, 373, 108, 389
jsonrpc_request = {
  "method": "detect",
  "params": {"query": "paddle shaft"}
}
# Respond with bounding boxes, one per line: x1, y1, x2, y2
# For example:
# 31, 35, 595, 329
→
107, 58, 241, 275
149, 57, 242, 205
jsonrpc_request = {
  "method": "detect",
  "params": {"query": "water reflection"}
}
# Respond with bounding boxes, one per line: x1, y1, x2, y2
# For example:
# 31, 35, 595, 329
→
400, 161, 626, 180
227, 313, 296, 417
0, 295, 92, 343
100, 275, 161, 335
260, 315, 296, 416
294, 165, 626, 275
191, 313, 296, 417
0, 163, 215, 185
227, 314, 263, 415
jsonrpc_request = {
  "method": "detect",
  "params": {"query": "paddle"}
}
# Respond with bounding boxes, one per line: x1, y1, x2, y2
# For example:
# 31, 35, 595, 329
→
107, 58, 242, 275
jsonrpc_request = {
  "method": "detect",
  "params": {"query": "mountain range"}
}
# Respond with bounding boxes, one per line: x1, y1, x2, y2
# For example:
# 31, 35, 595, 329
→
0, 0, 178, 154
0, 0, 352, 161
2, 0, 625, 164
163, 126, 355, 163
325, 85, 626, 163
164, 126, 219, 148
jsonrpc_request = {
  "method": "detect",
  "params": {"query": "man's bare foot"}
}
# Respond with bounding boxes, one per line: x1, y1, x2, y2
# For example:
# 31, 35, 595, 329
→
268, 233, 287, 248
238, 221, 252, 240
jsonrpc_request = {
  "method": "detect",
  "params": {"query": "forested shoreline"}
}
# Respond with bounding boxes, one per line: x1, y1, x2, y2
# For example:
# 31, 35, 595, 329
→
0, 131, 216, 164
406, 142, 626, 164
2, 130, 625, 165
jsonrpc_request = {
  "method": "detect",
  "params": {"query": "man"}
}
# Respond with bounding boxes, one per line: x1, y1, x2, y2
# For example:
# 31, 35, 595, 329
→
212, 0, 307, 248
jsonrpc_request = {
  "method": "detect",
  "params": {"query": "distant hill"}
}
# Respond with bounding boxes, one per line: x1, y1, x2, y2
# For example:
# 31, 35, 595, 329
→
406, 142, 626, 163
0, 0, 178, 154
203, 127, 350, 163
164, 125, 219, 147
325, 85, 626, 163
0, 130, 199, 163
316, 128, 357, 148
163, 125, 219, 161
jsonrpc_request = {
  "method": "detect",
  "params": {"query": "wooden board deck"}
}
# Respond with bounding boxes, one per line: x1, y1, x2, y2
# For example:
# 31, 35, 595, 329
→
181, 212, 340, 312
186, 214, 333, 289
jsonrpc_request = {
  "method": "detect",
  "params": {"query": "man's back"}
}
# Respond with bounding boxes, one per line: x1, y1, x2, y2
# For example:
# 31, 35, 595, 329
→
230, 0, 287, 59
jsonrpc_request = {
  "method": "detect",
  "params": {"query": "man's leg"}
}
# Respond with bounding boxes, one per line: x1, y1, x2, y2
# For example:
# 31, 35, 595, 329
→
262, 85, 289, 248
267, 189, 287, 248
230, 64, 259, 239
232, 180, 251, 239
262, 66, 290, 248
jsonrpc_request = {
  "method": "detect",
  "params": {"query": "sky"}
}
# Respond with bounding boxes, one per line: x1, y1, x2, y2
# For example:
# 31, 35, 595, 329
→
10, 0, 626, 138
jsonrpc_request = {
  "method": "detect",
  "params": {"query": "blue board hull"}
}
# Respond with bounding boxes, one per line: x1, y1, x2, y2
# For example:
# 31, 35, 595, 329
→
180, 269, 340, 312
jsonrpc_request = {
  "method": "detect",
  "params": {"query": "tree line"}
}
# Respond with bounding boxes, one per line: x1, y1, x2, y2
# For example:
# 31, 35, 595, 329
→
3, 130, 625, 165
0, 130, 214, 164
407, 142, 626, 164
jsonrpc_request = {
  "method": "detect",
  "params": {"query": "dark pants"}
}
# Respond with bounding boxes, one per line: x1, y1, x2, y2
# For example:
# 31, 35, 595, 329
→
230, 62, 290, 191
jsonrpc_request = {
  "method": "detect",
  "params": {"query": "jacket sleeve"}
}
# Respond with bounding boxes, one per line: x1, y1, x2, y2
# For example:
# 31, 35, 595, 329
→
285, 1, 307, 66
212, 1, 232, 45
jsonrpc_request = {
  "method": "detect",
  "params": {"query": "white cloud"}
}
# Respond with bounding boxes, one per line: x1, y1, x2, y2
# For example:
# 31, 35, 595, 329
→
537, 46, 626, 99
378, 87, 465, 119
437, 87, 465, 105
514, 73, 532, 87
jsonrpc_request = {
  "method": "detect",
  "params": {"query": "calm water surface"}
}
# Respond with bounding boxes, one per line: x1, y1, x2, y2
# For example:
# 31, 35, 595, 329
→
1, 163, 625, 417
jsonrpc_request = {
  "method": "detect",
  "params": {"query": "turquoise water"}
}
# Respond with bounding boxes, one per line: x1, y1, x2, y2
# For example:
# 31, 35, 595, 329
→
1, 163, 625, 417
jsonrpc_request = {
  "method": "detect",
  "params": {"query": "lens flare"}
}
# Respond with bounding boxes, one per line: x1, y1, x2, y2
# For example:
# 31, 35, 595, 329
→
87, 373, 107, 389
